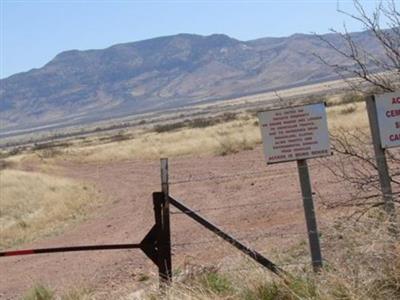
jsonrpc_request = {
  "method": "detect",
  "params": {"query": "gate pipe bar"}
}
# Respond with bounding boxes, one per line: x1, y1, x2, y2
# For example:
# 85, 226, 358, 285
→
0, 243, 141, 257
169, 195, 286, 277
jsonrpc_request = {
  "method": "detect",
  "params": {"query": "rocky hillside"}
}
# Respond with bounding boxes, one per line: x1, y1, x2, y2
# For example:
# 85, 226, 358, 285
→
0, 30, 386, 132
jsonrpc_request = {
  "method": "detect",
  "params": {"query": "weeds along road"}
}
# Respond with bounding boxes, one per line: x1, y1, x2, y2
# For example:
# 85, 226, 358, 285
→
0, 146, 341, 299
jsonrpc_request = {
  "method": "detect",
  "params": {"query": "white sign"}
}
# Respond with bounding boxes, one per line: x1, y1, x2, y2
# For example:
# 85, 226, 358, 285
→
375, 91, 400, 149
258, 103, 330, 164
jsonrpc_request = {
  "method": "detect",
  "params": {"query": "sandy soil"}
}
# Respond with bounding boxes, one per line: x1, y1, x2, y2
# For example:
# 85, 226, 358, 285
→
0, 146, 347, 299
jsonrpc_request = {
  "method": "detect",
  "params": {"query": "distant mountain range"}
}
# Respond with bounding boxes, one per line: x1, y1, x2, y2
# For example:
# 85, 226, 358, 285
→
0, 30, 387, 132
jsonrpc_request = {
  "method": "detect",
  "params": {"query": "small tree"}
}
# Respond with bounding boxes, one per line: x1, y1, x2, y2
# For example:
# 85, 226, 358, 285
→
316, 0, 400, 93
319, 127, 400, 217
317, 1, 400, 221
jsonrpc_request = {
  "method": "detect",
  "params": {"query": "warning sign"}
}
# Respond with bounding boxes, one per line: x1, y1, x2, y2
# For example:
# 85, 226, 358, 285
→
258, 103, 330, 164
375, 91, 400, 149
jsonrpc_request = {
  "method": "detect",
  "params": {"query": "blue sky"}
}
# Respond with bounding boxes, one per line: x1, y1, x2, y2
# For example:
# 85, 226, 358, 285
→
1, 0, 381, 78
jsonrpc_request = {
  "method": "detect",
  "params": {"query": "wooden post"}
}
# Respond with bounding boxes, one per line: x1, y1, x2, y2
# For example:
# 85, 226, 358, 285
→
159, 158, 172, 285
366, 96, 397, 234
161, 158, 169, 197
297, 159, 323, 271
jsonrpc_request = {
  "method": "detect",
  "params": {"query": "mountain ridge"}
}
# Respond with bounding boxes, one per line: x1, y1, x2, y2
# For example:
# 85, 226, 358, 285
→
0, 30, 387, 132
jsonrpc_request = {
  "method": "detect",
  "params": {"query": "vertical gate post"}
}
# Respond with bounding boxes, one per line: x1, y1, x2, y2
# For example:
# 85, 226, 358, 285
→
297, 159, 323, 271
158, 158, 172, 285
366, 96, 397, 235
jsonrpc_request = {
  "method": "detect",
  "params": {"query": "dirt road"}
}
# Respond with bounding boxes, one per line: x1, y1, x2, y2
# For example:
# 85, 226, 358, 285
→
0, 146, 340, 299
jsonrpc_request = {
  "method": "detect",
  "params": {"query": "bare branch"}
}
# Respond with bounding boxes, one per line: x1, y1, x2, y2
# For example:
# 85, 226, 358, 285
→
315, 0, 400, 93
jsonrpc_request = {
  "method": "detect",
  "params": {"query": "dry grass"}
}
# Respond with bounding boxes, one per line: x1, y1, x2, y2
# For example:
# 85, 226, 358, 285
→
1, 90, 370, 166
141, 212, 400, 300
0, 100, 367, 166
327, 101, 368, 130
52, 100, 369, 163
0, 169, 99, 249
57, 116, 261, 162
23, 284, 94, 300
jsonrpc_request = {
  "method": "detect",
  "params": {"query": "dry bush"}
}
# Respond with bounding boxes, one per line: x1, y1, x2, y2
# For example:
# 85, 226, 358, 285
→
153, 113, 239, 133
326, 101, 368, 130
97, 131, 133, 144
4, 147, 23, 157
339, 103, 358, 115
23, 284, 54, 300
36, 148, 63, 159
0, 159, 15, 170
0, 169, 99, 249
60, 287, 94, 300
319, 127, 400, 215
214, 130, 256, 156
23, 284, 94, 300
154, 121, 187, 133
326, 92, 365, 107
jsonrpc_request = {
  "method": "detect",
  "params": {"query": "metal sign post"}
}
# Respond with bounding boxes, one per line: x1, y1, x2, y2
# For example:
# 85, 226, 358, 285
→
366, 94, 398, 235
297, 159, 323, 271
258, 103, 329, 271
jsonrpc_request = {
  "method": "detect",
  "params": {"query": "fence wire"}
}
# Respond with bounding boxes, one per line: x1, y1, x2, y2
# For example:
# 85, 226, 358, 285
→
172, 229, 309, 249
170, 196, 301, 215
170, 169, 289, 186
169, 191, 400, 216
166, 157, 400, 272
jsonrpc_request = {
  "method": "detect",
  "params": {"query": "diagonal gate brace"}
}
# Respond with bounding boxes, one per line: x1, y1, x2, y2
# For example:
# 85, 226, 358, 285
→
169, 195, 286, 277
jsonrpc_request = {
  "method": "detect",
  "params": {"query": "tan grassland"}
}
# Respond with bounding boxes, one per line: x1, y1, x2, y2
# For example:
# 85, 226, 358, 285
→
0, 169, 99, 249
51, 99, 368, 163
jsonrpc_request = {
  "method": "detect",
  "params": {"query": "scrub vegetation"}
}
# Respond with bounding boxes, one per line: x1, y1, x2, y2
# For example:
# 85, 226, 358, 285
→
0, 91, 369, 165
0, 169, 99, 249
143, 213, 400, 300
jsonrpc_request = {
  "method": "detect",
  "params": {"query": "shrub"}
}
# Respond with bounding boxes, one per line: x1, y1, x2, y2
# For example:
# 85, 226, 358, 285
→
61, 287, 94, 300
153, 121, 186, 133
326, 92, 365, 107
215, 134, 239, 156
100, 132, 132, 143
188, 118, 215, 128
341, 93, 364, 105
37, 148, 62, 159
23, 284, 54, 300
199, 271, 234, 295
0, 159, 14, 170
152, 113, 240, 134
339, 104, 357, 115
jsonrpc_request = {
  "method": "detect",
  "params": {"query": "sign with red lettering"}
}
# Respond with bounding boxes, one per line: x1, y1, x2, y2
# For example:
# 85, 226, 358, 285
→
258, 103, 330, 164
375, 91, 400, 149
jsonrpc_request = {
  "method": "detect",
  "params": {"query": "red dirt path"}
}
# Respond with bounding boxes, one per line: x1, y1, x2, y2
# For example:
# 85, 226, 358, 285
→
0, 146, 342, 299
